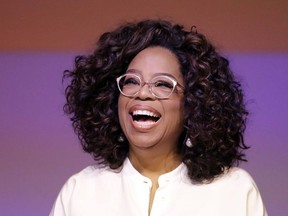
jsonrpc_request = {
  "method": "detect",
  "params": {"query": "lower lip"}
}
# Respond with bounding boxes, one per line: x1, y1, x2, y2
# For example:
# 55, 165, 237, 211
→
130, 116, 159, 130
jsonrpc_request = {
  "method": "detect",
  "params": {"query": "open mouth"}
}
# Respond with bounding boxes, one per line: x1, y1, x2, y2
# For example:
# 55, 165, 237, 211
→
130, 110, 161, 125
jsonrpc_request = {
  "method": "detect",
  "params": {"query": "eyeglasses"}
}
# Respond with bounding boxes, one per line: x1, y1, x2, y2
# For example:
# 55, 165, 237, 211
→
116, 73, 184, 99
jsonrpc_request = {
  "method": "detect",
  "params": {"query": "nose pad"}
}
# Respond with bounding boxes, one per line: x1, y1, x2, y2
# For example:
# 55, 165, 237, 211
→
136, 83, 156, 100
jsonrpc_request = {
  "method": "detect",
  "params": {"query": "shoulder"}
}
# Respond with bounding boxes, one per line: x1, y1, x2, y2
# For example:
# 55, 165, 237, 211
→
207, 167, 261, 196
223, 167, 258, 188
60, 164, 121, 192
222, 167, 256, 183
72, 164, 114, 179
55, 164, 122, 201
70, 163, 120, 180
213, 167, 257, 186
218, 167, 268, 215
50, 165, 124, 215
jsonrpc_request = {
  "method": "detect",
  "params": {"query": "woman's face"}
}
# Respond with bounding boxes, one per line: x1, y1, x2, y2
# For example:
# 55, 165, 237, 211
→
118, 46, 184, 153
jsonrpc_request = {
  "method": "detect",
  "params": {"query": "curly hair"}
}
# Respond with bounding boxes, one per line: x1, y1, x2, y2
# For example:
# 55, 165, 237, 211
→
63, 19, 249, 183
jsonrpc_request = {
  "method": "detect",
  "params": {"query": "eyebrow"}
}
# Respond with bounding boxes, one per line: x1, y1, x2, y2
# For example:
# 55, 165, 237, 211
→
126, 69, 179, 80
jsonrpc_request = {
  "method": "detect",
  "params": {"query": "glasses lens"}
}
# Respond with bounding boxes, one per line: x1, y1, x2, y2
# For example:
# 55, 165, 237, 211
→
151, 76, 175, 98
117, 74, 141, 96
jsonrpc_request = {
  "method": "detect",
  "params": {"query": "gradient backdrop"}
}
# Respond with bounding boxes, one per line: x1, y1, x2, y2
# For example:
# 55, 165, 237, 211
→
0, 1, 287, 216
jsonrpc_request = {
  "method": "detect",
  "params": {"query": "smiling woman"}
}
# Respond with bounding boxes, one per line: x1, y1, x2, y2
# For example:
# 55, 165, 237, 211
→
118, 47, 184, 154
49, 19, 268, 216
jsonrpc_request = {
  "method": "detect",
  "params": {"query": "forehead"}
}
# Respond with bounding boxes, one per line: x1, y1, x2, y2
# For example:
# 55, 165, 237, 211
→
127, 46, 183, 82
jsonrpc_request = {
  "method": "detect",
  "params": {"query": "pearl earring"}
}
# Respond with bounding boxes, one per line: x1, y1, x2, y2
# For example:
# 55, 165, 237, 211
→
185, 137, 193, 147
118, 135, 124, 142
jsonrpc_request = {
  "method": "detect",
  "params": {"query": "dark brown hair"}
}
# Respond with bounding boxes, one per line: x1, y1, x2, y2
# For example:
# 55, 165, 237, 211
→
64, 19, 249, 183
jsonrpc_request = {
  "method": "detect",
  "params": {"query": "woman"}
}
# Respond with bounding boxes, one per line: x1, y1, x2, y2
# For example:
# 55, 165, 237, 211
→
50, 19, 267, 216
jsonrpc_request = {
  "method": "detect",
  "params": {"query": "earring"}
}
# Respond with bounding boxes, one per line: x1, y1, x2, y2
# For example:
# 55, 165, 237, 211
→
185, 137, 193, 147
117, 134, 125, 142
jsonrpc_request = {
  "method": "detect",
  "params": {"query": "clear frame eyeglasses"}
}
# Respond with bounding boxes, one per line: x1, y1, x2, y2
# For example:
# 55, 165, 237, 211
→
116, 73, 184, 99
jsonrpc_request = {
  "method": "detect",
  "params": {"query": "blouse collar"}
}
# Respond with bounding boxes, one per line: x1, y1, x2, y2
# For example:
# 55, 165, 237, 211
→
122, 157, 188, 187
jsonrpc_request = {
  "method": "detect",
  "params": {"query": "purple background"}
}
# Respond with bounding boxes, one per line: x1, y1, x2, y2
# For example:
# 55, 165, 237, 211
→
0, 53, 287, 215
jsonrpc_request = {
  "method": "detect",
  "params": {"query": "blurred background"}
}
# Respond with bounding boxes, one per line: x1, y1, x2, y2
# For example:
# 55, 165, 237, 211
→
0, 0, 287, 215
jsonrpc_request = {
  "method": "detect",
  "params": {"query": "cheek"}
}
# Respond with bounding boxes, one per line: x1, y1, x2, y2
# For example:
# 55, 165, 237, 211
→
176, 103, 185, 126
173, 96, 184, 113
166, 99, 185, 125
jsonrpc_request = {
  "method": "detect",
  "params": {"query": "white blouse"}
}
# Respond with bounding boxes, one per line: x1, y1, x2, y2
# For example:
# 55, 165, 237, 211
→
49, 158, 268, 216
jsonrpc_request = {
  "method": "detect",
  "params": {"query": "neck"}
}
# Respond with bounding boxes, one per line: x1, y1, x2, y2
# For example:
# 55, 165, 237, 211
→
128, 146, 181, 177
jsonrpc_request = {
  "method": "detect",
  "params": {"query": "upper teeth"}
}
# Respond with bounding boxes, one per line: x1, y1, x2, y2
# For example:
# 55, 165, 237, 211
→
132, 110, 159, 117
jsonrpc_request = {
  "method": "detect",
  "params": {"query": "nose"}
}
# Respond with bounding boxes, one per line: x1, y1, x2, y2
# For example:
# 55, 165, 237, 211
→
136, 82, 156, 100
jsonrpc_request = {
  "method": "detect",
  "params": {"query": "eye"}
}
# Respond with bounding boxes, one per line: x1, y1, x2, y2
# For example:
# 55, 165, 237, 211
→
154, 80, 174, 89
123, 76, 140, 86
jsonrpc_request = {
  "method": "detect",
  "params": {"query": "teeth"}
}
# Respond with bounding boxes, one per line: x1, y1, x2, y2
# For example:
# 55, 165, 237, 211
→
132, 110, 159, 117
136, 121, 156, 126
